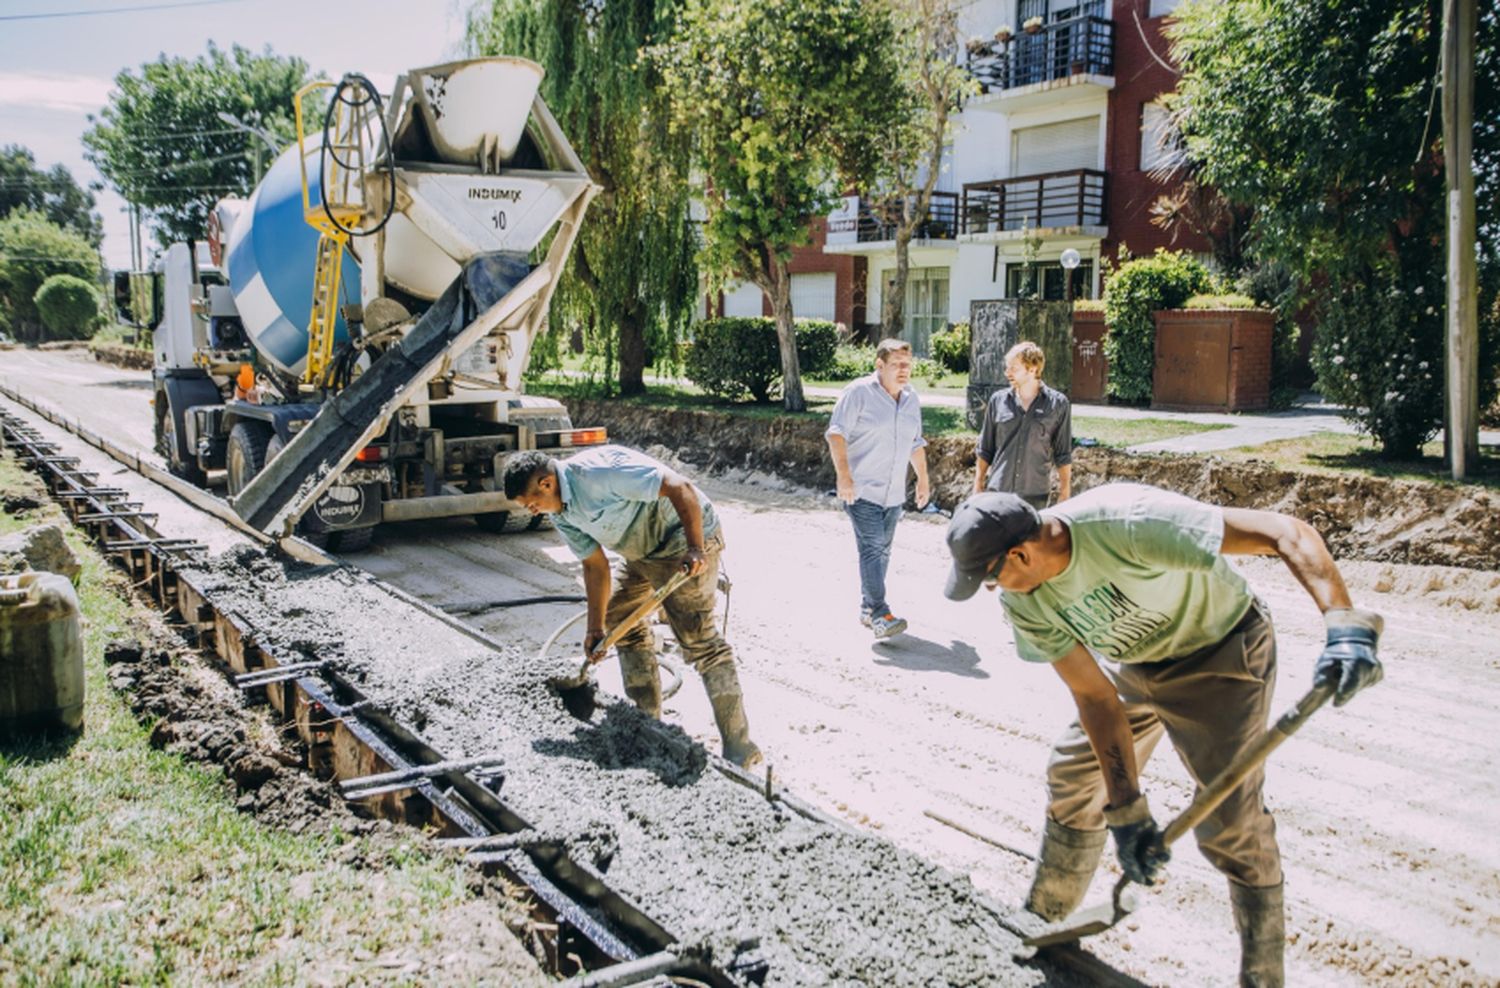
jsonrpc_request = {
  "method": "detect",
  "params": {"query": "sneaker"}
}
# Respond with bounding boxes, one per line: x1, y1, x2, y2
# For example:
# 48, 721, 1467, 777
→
859, 607, 873, 628
870, 611, 908, 639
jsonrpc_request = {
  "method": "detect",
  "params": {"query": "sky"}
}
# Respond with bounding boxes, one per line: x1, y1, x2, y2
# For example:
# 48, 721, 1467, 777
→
0, 0, 472, 269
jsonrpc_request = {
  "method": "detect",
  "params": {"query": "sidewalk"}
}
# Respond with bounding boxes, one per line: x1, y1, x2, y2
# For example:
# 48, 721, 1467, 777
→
803, 384, 1500, 454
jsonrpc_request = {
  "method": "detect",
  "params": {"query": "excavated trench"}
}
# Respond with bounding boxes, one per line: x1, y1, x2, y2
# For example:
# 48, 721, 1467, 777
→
182, 545, 1077, 987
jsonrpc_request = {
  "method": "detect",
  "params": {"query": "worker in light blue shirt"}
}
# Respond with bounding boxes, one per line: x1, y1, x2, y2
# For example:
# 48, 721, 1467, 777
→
502, 445, 761, 769
825, 338, 930, 639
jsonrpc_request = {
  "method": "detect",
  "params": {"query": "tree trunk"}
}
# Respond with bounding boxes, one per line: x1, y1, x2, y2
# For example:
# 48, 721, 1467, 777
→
767, 259, 806, 412
882, 221, 913, 340
617, 301, 647, 397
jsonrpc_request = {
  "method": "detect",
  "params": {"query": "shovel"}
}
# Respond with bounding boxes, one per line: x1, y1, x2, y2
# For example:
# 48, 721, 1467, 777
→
548, 570, 690, 721
1022, 681, 1335, 951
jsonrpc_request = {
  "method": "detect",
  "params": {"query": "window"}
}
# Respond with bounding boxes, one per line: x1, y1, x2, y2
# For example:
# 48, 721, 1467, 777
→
900, 267, 950, 357
1005, 260, 1094, 301
1149, 0, 1183, 17
790, 272, 837, 322
722, 281, 764, 318
1140, 101, 1187, 172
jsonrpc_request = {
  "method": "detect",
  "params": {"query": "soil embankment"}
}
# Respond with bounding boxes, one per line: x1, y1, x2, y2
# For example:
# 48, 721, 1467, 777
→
563, 398, 1500, 571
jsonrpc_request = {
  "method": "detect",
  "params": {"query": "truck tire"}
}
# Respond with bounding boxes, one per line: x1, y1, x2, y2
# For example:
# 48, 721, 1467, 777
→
226, 421, 274, 497
474, 511, 509, 534
156, 401, 206, 487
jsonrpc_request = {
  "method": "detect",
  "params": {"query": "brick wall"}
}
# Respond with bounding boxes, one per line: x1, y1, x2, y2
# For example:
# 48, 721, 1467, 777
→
780, 218, 867, 331
1103, 0, 1211, 264
1153, 309, 1274, 411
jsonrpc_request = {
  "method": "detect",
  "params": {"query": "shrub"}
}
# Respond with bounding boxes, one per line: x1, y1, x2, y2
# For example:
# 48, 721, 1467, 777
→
0, 210, 100, 342
1072, 298, 1105, 313
1236, 262, 1304, 405
33, 274, 100, 340
930, 321, 971, 373
826, 343, 875, 381
1311, 263, 1444, 459
912, 356, 946, 384
1182, 293, 1259, 309
1101, 249, 1214, 402
685, 317, 839, 402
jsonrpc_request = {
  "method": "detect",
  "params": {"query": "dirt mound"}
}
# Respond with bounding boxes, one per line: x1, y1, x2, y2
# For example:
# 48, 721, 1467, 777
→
565, 399, 1500, 571
90, 342, 154, 371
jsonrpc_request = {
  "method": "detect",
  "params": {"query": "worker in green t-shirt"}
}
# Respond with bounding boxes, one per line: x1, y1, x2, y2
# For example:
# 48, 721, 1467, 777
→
944, 483, 1383, 987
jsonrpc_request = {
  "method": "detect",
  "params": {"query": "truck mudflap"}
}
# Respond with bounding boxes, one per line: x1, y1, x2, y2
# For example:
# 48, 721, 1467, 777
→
300, 466, 386, 533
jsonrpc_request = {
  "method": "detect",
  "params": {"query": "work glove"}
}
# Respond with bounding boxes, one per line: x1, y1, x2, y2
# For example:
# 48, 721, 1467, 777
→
1315, 607, 1384, 707
1104, 794, 1170, 886
584, 628, 607, 662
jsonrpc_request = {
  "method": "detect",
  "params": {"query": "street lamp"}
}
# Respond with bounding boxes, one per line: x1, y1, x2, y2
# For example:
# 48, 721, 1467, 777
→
217, 111, 281, 184
1060, 248, 1081, 304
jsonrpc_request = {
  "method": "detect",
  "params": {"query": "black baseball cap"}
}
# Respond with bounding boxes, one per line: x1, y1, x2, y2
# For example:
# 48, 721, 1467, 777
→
944, 493, 1042, 600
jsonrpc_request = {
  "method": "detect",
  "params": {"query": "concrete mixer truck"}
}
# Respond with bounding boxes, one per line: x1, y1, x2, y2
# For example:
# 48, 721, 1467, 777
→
117, 58, 605, 549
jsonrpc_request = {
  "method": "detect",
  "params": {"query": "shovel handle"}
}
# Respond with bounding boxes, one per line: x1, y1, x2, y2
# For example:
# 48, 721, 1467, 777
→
580, 570, 691, 670
1161, 683, 1333, 847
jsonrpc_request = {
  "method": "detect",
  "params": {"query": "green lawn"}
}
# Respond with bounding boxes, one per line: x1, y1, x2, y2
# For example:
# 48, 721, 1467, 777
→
0, 457, 544, 986
1215, 432, 1500, 490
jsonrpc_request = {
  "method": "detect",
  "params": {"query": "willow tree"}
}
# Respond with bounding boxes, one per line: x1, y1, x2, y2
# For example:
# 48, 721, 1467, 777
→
652, 0, 906, 411
468, 0, 697, 396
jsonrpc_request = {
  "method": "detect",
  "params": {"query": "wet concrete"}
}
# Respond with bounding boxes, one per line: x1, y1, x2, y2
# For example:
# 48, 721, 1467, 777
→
182, 545, 1070, 987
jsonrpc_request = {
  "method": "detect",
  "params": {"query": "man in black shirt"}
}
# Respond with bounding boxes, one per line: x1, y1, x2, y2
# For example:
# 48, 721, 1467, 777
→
974, 341, 1072, 510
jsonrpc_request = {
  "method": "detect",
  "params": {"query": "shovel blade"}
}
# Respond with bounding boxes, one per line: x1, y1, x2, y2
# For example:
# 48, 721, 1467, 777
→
1022, 885, 1140, 949
547, 669, 599, 721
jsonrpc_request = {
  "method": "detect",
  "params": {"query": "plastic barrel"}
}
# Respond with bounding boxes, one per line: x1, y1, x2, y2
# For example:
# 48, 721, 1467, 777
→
0, 572, 84, 738
222, 141, 361, 379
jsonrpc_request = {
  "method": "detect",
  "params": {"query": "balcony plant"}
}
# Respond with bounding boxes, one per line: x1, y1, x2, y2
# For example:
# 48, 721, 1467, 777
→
1022, 15, 1044, 34
993, 24, 1014, 43
966, 35, 990, 55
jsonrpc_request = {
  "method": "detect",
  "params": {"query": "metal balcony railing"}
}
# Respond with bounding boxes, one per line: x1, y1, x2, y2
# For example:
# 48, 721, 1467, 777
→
966, 14, 1114, 93
961, 169, 1106, 234
854, 190, 960, 243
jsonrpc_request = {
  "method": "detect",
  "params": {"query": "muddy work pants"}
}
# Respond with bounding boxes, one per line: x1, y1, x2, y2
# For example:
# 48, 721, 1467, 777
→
1043, 604, 1283, 889
608, 533, 736, 696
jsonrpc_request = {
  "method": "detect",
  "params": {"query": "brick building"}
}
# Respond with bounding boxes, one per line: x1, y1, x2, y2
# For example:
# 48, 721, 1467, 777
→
727, 0, 1211, 353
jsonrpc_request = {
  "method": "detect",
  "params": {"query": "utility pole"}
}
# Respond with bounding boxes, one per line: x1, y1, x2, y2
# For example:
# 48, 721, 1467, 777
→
1442, 0, 1478, 480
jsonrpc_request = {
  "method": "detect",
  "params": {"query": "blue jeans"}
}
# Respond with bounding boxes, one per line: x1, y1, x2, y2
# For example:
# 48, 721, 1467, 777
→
845, 498, 903, 615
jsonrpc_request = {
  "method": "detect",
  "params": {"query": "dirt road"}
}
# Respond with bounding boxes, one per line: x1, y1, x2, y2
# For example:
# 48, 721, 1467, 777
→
5, 348, 1497, 986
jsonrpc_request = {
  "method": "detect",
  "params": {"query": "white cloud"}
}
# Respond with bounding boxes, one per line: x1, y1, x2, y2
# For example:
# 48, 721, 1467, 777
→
0, 71, 113, 114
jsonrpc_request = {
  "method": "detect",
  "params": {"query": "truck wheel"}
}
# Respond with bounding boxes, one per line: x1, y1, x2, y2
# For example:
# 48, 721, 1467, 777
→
474, 511, 509, 534
226, 421, 274, 497
156, 401, 206, 486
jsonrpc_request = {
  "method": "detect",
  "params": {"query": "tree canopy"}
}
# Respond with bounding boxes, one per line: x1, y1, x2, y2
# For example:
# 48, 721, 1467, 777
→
1168, 0, 1499, 456
0, 145, 103, 247
0, 211, 102, 343
34, 274, 101, 341
83, 43, 313, 247
652, 0, 907, 411
467, 0, 697, 397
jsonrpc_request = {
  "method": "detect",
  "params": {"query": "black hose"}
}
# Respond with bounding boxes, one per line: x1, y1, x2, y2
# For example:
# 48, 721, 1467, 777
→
445, 593, 587, 617
319, 72, 396, 238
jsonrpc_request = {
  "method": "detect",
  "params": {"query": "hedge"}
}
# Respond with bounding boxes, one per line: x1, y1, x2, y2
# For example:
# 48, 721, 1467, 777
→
684, 317, 839, 402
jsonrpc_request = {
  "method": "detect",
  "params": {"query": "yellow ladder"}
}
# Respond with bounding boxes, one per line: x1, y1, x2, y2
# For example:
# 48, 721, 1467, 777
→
294, 77, 376, 388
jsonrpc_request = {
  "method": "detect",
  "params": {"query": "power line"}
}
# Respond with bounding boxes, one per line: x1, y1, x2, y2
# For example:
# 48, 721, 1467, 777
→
0, 0, 244, 22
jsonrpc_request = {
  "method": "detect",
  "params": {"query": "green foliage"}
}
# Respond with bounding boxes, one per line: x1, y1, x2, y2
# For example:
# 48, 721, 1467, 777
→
468, 0, 697, 396
83, 43, 313, 246
651, 0, 907, 409
825, 343, 876, 381
685, 317, 838, 402
1168, 0, 1500, 452
1182, 293, 1258, 310
0, 145, 102, 246
930, 320, 970, 373
1101, 249, 1213, 402
1072, 298, 1105, 313
0, 211, 101, 342
33, 274, 100, 340
1310, 262, 1443, 458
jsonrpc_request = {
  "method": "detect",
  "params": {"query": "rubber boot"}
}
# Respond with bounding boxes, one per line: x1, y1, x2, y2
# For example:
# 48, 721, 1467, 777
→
1230, 881, 1285, 988
618, 647, 662, 719
701, 663, 762, 770
1024, 818, 1108, 921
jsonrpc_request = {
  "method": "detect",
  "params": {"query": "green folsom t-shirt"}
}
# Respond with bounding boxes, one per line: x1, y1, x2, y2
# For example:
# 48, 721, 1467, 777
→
1002, 483, 1253, 665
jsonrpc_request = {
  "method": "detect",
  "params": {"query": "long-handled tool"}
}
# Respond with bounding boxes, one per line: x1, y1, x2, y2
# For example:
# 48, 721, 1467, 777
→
1023, 682, 1335, 950
547, 570, 690, 721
